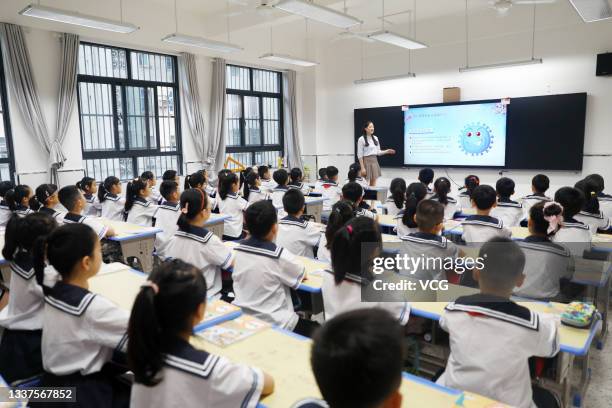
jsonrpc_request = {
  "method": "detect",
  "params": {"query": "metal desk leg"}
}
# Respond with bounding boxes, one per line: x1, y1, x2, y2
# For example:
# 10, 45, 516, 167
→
594, 275, 610, 349
120, 237, 155, 274
306, 203, 323, 223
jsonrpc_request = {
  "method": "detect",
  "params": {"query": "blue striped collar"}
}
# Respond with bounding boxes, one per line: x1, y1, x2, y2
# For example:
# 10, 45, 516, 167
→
236, 237, 283, 259
163, 337, 218, 379
45, 282, 96, 316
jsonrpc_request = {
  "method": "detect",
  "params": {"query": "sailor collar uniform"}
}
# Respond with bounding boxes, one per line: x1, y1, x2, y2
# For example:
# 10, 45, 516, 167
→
215, 192, 248, 239
126, 196, 157, 227
317, 181, 342, 212
574, 210, 611, 234
398, 232, 458, 281
521, 193, 551, 221
458, 191, 472, 210
62, 212, 109, 240
247, 188, 271, 205
384, 197, 403, 217
461, 214, 511, 244
430, 194, 461, 221
14, 205, 34, 218
260, 178, 276, 193
100, 193, 126, 221
597, 192, 612, 221
0, 200, 11, 227
83, 193, 101, 217
38, 206, 66, 222
288, 181, 311, 195
270, 186, 289, 218
276, 215, 321, 258
551, 217, 592, 250
491, 198, 523, 227
152, 201, 181, 257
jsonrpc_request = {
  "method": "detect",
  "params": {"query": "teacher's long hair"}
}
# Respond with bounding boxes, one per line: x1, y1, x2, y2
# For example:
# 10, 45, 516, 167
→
362, 121, 378, 147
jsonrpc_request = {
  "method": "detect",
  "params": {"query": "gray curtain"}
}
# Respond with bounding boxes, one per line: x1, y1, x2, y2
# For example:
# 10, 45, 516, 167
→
282, 70, 303, 169
207, 58, 227, 174
178, 53, 206, 164
52, 33, 79, 183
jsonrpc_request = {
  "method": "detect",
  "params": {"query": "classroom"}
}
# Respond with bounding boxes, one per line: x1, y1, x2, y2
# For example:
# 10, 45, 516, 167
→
0, 0, 611, 407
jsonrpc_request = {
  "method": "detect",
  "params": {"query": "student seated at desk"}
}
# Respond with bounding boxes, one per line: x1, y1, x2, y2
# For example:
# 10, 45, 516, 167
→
185, 170, 212, 198
574, 178, 611, 233
233, 200, 318, 337
296, 309, 404, 408
164, 189, 233, 300
36, 183, 65, 222
430, 177, 461, 221
98, 176, 125, 221
289, 167, 311, 195
342, 182, 377, 221
514, 202, 572, 300
437, 237, 560, 408
395, 182, 427, 237
141, 171, 161, 204
6, 184, 35, 218
317, 201, 354, 264
462, 185, 511, 244
491, 177, 523, 227
0, 180, 15, 227
314, 167, 328, 191
552, 187, 592, 246
418, 167, 435, 198
59, 185, 114, 239
322, 217, 410, 324
77, 177, 99, 217
521, 174, 551, 222
258, 165, 276, 193
458, 175, 479, 210
213, 171, 248, 241
318, 166, 343, 213
586, 173, 612, 221
345, 162, 369, 190
128, 259, 273, 408
152, 180, 181, 257
276, 189, 321, 258
35, 223, 130, 407
384, 178, 406, 217
270, 169, 290, 218
243, 171, 271, 205
125, 178, 158, 227
0, 214, 57, 384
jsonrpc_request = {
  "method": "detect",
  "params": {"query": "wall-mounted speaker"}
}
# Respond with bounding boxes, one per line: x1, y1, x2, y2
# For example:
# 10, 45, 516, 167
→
596, 53, 612, 76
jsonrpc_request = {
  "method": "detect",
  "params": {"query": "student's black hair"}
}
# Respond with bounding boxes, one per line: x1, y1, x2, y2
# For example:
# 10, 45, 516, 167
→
325, 200, 354, 250
418, 168, 434, 185
98, 176, 120, 203
326, 166, 339, 180
495, 177, 515, 200
415, 199, 445, 231
5, 185, 31, 211
478, 237, 526, 292
433, 177, 451, 205
529, 201, 563, 238
289, 168, 303, 185
574, 178, 599, 214
341, 182, 363, 206
258, 165, 269, 179
0, 180, 15, 198
3, 213, 57, 261
140, 171, 155, 182
128, 259, 207, 386
35, 184, 58, 207
76, 177, 96, 194
159, 181, 178, 202
331, 217, 381, 285
585, 174, 605, 193
361, 121, 378, 147
239, 167, 254, 191
554, 187, 584, 219
464, 175, 480, 197
272, 169, 289, 186
125, 178, 148, 213
218, 171, 238, 200
347, 163, 361, 183
244, 200, 277, 239
243, 172, 260, 201
402, 182, 427, 228
33, 223, 98, 291
471, 185, 497, 210
318, 168, 327, 180
58, 185, 82, 212
311, 308, 403, 408
162, 169, 178, 181
389, 178, 406, 209
283, 189, 305, 215
177, 188, 208, 231
184, 171, 206, 191
532, 174, 550, 194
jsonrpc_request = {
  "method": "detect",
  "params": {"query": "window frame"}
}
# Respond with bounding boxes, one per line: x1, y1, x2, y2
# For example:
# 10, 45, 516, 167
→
76, 42, 182, 179
0, 45, 16, 182
225, 64, 284, 164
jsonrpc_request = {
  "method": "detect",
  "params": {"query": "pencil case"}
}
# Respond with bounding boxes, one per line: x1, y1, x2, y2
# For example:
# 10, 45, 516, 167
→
560, 302, 596, 328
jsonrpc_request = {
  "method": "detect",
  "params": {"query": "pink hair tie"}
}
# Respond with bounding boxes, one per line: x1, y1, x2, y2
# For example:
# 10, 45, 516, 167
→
346, 225, 353, 235
543, 201, 564, 234
141, 281, 159, 295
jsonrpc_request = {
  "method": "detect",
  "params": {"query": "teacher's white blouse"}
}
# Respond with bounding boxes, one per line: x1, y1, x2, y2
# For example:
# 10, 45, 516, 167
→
357, 135, 381, 159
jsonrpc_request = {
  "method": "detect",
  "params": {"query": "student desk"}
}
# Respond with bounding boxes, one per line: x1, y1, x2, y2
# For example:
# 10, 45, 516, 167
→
0, 373, 26, 407
274, 197, 328, 223
364, 186, 388, 202
191, 321, 508, 408
100, 219, 162, 273
205, 213, 230, 238
88, 264, 242, 332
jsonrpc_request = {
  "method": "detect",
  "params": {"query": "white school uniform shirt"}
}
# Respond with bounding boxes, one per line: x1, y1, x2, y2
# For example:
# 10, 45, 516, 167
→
130, 337, 264, 408
490, 199, 523, 227
62, 213, 109, 240
317, 181, 342, 212
14, 205, 34, 218
461, 215, 512, 244
321, 270, 410, 324
83, 193, 101, 217
152, 201, 181, 256
354, 207, 377, 220
42, 281, 129, 376
164, 225, 233, 300
356, 135, 381, 159
0, 253, 58, 330
514, 237, 572, 300
38, 206, 66, 223
317, 233, 331, 263
126, 197, 158, 227
551, 217, 592, 256
260, 178, 276, 193
232, 238, 305, 330
344, 177, 369, 190
597, 193, 612, 221
437, 294, 560, 408
204, 184, 217, 198
313, 179, 327, 192
148, 186, 161, 204
0, 201, 11, 227
574, 210, 611, 234
384, 198, 403, 217
458, 192, 471, 211
520, 193, 551, 220
276, 215, 321, 258
394, 211, 418, 237
247, 188, 271, 206
431, 195, 462, 221
270, 185, 289, 218
288, 182, 311, 195
100, 193, 125, 221
398, 232, 460, 281
215, 192, 248, 238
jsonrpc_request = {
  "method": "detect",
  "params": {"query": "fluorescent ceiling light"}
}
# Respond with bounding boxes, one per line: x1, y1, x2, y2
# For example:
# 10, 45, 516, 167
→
354, 73, 416, 85
260, 53, 318, 67
568, 0, 612, 22
459, 58, 543, 72
273, 0, 361, 29
19, 4, 138, 34
162, 33, 243, 53
367, 30, 427, 50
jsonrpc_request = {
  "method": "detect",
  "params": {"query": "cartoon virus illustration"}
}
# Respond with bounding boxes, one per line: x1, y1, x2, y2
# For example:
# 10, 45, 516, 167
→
459, 123, 494, 156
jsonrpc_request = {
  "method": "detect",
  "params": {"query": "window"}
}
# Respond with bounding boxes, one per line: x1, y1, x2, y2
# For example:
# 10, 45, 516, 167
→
225, 65, 283, 168
0, 46, 15, 182
77, 43, 181, 181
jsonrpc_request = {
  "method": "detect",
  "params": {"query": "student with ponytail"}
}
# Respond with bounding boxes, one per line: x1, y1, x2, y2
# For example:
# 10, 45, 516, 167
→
98, 176, 125, 221
0, 180, 15, 226
574, 178, 611, 233
322, 217, 409, 323
128, 259, 274, 408
345, 162, 368, 189
514, 201, 572, 300
140, 171, 161, 204
164, 189, 234, 299
76, 176, 100, 216
396, 182, 427, 237
33, 223, 130, 406
384, 178, 406, 217
0, 213, 57, 383
185, 170, 216, 198
243, 171, 270, 204
5, 184, 34, 217
152, 181, 181, 256
317, 200, 355, 263
458, 175, 480, 209
214, 171, 248, 241
586, 173, 612, 221
36, 183, 65, 221
125, 178, 158, 226
431, 177, 461, 221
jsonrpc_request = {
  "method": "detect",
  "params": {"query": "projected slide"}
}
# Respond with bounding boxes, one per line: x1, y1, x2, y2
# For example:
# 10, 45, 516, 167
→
404, 102, 507, 167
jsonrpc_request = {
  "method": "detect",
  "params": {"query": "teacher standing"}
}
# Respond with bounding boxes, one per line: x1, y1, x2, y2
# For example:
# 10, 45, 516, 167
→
357, 121, 396, 186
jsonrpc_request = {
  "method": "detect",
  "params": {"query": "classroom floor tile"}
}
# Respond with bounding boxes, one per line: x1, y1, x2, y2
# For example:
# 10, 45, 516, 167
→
587, 342, 612, 408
